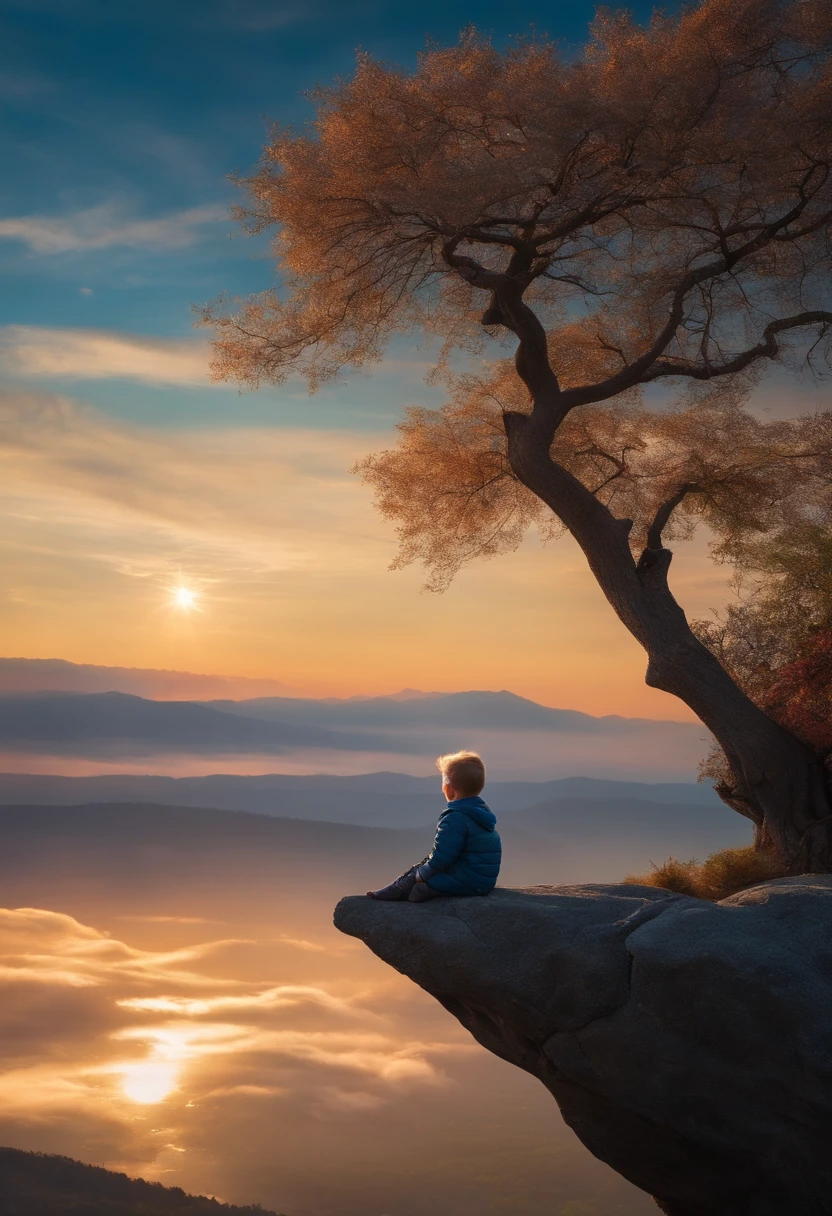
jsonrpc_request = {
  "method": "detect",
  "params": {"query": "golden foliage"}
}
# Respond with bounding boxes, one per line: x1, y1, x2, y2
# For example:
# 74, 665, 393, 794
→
204, 0, 832, 391
203, 0, 832, 592
623, 845, 787, 900
357, 374, 831, 588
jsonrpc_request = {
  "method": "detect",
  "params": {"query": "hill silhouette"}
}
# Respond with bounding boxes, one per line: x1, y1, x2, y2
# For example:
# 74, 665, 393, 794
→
212, 689, 695, 734
0, 657, 295, 700
0, 1147, 281, 1216
0, 692, 378, 757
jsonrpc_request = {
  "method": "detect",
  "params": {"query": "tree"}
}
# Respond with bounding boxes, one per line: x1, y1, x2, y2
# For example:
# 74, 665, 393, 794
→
204, 0, 832, 871
694, 519, 832, 794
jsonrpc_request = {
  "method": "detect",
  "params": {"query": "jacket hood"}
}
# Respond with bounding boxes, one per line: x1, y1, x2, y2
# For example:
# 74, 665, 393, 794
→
444, 795, 497, 831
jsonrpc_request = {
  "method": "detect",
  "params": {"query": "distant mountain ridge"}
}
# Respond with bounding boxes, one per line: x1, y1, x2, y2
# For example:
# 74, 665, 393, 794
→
0, 657, 295, 700
211, 689, 690, 732
0, 771, 724, 828
0, 688, 706, 780
0, 691, 383, 758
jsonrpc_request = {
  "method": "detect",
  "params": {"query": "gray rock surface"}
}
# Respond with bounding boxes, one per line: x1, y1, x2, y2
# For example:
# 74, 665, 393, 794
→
335, 879, 832, 1216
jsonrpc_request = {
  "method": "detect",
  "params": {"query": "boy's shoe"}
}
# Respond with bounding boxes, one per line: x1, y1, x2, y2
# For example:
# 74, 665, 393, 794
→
366, 872, 417, 901
408, 881, 445, 902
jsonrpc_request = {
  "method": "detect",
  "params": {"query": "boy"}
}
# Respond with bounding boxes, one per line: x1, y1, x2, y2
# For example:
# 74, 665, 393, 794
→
367, 750, 501, 903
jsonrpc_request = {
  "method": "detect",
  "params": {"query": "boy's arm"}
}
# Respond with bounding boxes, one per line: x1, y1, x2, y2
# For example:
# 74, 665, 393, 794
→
416, 813, 468, 880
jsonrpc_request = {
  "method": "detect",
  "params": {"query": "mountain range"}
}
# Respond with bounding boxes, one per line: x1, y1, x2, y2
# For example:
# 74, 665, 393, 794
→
0, 657, 295, 700
0, 770, 725, 827
0, 688, 709, 780
0, 691, 380, 757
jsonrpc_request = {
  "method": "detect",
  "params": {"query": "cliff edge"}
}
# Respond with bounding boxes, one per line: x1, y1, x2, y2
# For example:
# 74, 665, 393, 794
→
335, 879, 832, 1216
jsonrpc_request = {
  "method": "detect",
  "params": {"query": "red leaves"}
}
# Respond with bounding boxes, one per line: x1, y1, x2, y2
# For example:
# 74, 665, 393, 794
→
760, 630, 832, 757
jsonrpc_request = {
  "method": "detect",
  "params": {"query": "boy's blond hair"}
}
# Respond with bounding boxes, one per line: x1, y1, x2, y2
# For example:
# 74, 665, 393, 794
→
436, 750, 486, 797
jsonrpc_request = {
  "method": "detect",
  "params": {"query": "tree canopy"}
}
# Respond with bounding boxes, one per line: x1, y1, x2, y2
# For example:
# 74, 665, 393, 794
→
206, 0, 832, 869
207, 0, 832, 398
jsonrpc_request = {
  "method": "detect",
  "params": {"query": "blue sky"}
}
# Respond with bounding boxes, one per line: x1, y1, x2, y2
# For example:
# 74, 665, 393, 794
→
0, 0, 655, 426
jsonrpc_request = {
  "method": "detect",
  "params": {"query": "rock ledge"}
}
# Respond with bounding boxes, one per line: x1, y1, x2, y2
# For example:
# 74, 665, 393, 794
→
335, 879, 832, 1216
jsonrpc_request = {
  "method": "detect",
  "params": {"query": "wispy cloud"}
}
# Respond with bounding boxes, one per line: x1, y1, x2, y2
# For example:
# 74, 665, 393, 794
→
0, 389, 385, 581
0, 68, 57, 102
0, 202, 227, 254
0, 907, 243, 989
0, 326, 212, 386
117, 985, 364, 1018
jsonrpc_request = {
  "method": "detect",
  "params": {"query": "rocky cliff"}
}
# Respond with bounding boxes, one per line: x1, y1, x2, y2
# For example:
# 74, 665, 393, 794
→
335, 879, 832, 1216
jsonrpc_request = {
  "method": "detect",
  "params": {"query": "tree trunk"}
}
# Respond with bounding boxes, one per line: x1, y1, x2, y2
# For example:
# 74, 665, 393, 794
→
505, 411, 832, 873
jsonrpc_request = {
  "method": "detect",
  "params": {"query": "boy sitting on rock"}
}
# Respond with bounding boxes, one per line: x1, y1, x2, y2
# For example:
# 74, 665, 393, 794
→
367, 750, 502, 903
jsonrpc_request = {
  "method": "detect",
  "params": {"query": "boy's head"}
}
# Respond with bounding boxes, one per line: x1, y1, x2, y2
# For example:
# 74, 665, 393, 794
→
436, 750, 486, 800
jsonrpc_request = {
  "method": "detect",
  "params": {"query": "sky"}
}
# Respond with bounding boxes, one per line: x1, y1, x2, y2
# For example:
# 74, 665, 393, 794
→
1, 0, 814, 720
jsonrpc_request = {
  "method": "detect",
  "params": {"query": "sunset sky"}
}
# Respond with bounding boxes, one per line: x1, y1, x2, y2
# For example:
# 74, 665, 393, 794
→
1, 0, 824, 719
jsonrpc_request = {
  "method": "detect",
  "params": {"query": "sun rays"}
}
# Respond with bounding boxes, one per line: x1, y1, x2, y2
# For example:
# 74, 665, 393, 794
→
169, 583, 201, 612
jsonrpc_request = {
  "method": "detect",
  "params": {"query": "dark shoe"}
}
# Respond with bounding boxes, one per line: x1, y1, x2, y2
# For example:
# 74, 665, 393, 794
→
408, 881, 445, 902
367, 873, 417, 901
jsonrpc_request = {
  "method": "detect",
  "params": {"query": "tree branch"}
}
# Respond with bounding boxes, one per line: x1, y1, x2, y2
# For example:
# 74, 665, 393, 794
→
643, 483, 698, 553
441, 241, 561, 407
558, 184, 832, 410
642, 311, 832, 382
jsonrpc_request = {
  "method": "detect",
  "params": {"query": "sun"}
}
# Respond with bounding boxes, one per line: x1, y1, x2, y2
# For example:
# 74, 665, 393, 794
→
171, 585, 199, 612
120, 1061, 178, 1105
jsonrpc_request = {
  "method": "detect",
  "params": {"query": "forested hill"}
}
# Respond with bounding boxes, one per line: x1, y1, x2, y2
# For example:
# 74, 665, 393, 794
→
0, 1148, 282, 1216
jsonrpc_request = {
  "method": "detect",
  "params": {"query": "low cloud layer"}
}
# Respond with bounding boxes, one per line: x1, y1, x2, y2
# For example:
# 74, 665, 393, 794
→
0, 904, 482, 1212
0, 896, 654, 1216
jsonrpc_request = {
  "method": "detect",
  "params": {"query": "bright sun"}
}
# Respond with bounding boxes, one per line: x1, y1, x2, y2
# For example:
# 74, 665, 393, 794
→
171, 585, 199, 611
121, 1061, 178, 1105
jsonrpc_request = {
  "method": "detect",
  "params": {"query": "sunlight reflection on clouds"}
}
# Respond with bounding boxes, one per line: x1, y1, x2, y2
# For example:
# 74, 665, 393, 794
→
0, 902, 653, 1215
0, 906, 452, 1143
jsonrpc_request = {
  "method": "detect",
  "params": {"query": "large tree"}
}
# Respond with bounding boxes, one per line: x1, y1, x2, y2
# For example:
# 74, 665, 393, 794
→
205, 0, 832, 871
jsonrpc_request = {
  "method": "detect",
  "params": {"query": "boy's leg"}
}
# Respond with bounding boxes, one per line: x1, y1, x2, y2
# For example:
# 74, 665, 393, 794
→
366, 866, 418, 901
407, 881, 447, 902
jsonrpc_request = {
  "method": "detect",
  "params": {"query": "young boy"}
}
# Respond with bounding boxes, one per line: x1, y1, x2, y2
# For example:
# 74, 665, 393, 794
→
367, 750, 501, 903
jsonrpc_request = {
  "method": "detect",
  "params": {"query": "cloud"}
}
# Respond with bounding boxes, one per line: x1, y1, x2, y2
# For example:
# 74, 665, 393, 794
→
117, 985, 365, 1018
0, 902, 452, 1170
0, 898, 624, 1216
316, 1086, 387, 1113
0, 388, 389, 583
275, 935, 328, 952
0, 327, 211, 386
0, 907, 244, 990
0, 203, 227, 254
0, 68, 56, 102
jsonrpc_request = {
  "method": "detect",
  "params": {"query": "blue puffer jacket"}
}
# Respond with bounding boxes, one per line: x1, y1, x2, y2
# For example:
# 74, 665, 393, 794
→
416, 796, 501, 896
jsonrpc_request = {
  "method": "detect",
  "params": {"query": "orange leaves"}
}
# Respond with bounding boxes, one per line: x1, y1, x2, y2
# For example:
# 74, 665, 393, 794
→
355, 397, 545, 593
358, 349, 831, 593
201, 0, 832, 600
203, 0, 832, 400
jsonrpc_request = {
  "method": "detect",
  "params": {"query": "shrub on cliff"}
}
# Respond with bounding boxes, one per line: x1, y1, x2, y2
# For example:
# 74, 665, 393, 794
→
624, 845, 786, 901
